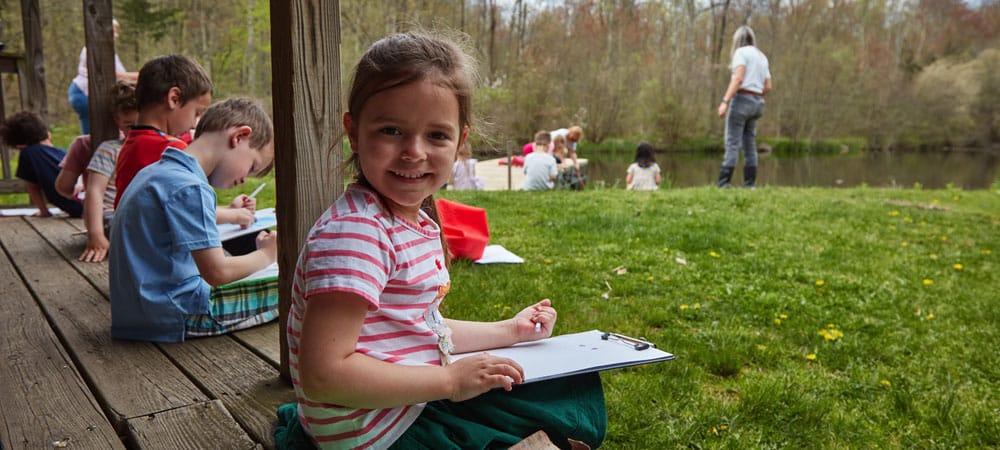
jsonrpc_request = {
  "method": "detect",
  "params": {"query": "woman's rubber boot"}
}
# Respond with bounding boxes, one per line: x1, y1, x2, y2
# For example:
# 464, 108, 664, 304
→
716, 166, 735, 188
743, 165, 757, 188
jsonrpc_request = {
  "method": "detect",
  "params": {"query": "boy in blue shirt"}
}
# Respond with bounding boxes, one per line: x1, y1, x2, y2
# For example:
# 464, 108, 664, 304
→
0, 111, 84, 217
109, 98, 277, 342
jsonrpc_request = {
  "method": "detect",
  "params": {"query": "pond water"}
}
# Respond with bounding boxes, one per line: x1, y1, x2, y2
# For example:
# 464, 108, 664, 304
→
584, 149, 1000, 189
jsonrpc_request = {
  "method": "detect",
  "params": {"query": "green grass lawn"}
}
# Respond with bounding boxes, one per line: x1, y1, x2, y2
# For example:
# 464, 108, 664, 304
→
6, 166, 999, 447
432, 186, 999, 448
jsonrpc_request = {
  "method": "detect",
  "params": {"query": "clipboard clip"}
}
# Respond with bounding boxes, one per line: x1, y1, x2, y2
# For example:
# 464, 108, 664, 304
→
601, 332, 655, 351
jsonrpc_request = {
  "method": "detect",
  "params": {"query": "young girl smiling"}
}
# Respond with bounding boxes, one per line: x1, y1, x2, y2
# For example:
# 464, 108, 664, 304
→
279, 32, 606, 450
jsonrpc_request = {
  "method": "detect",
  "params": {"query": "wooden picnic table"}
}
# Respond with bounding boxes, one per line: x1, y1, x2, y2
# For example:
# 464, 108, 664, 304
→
0, 215, 295, 449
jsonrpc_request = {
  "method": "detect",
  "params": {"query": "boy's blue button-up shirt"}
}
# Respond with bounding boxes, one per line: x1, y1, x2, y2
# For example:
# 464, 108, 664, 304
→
109, 147, 220, 342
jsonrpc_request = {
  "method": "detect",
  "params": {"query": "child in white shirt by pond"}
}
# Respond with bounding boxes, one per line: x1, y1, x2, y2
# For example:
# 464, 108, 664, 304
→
626, 142, 662, 190
450, 142, 482, 190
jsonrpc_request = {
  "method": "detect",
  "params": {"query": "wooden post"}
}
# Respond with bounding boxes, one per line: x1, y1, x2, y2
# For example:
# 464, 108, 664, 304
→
82, 0, 118, 144
507, 140, 512, 190
19, 0, 47, 118
270, 0, 343, 382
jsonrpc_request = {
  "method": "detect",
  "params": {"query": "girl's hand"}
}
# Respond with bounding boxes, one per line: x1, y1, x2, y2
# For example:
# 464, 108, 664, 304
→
718, 101, 729, 118
513, 299, 556, 342
446, 353, 524, 401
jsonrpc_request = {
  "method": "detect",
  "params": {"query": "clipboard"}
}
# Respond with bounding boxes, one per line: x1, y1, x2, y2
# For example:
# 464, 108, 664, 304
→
218, 207, 277, 242
451, 329, 674, 384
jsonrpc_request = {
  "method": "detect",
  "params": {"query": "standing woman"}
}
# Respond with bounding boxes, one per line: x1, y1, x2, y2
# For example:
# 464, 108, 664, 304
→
68, 19, 138, 134
716, 25, 771, 188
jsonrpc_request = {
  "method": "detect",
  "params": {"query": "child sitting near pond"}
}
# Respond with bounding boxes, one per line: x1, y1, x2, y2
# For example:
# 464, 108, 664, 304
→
109, 98, 278, 343
0, 111, 83, 217
626, 142, 662, 190
523, 130, 557, 191
450, 142, 482, 190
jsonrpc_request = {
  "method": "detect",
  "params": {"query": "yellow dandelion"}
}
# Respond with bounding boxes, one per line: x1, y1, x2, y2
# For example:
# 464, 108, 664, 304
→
709, 251, 721, 258
901, 241, 909, 247
544, 258, 553, 264
815, 280, 825, 287
831, 329, 844, 338
940, 235, 948, 242
880, 379, 891, 387
827, 323, 836, 329
757, 344, 767, 351
779, 313, 788, 319
926, 313, 935, 320
983, 249, 993, 256
931, 198, 940, 204
693, 303, 701, 309
774, 318, 782, 325
903, 216, 913, 223
888, 225, 897, 231
923, 278, 934, 286
747, 242, 756, 248
952, 195, 959, 200
953, 263, 963, 271
719, 425, 728, 431
929, 253, 939, 260
711, 426, 718, 435
806, 353, 817, 360
889, 210, 900, 217
679, 304, 689, 310
646, 276, 654, 282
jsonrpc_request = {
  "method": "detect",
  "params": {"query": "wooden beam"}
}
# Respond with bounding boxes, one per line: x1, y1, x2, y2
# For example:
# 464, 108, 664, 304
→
82, 0, 118, 144
270, 1, 343, 382
18, 0, 47, 118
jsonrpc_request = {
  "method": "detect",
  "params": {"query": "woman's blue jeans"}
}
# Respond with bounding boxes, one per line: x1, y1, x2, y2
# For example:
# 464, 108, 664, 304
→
68, 82, 90, 134
722, 93, 764, 169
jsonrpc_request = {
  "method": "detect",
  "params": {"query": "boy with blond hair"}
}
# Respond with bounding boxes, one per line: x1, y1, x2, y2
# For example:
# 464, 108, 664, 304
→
523, 130, 557, 191
109, 98, 278, 342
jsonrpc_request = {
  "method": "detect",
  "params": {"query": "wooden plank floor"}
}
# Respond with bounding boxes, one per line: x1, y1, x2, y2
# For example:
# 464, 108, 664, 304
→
0, 215, 295, 449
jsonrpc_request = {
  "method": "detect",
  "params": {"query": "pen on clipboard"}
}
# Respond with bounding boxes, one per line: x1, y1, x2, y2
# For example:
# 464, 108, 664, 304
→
601, 332, 654, 351
248, 182, 267, 199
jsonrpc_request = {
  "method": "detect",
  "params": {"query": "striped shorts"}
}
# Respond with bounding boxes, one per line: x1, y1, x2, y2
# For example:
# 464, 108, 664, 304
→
184, 276, 279, 337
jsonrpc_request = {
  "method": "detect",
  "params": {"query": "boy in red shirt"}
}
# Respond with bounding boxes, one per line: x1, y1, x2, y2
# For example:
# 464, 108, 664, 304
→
114, 54, 256, 234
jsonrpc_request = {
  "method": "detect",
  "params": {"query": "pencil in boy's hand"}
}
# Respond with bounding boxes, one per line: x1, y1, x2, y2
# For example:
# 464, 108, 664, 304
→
248, 182, 266, 199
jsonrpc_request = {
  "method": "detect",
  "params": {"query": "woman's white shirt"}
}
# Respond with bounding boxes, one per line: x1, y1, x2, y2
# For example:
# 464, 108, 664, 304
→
72, 48, 127, 95
731, 46, 770, 93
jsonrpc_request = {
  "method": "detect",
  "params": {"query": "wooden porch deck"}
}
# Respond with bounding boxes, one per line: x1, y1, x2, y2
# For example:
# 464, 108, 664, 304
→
0, 215, 295, 449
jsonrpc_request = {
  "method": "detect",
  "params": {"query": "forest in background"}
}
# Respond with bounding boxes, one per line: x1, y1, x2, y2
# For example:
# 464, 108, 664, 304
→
1, 0, 999, 152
